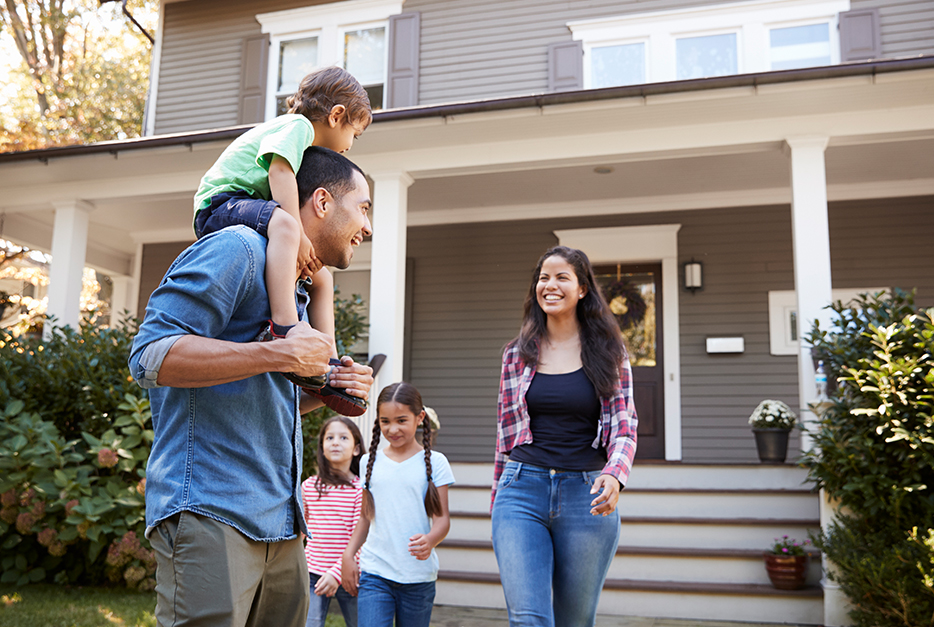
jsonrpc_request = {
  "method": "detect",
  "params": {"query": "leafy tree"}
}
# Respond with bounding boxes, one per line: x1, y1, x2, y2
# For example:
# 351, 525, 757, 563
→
0, 0, 156, 152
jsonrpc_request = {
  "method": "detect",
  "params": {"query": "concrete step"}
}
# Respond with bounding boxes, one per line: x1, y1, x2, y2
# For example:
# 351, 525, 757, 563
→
437, 540, 822, 587
435, 573, 823, 624
448, 511, 820, 551
449, 484, 819, 520
449, 462, 815, 492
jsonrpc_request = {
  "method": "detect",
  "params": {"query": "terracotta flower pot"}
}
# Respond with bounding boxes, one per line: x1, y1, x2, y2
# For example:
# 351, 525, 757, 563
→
764, 552, 808, 590
752, 427, 791, 463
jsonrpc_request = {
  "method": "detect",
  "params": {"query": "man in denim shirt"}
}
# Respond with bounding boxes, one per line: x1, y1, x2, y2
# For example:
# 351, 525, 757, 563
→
129, 147, 374, 627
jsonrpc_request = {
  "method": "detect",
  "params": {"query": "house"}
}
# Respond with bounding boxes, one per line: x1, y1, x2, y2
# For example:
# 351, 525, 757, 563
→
0, 0, 932, 623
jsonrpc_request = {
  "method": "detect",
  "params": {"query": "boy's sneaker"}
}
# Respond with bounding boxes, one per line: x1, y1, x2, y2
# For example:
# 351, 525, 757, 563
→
305, 364, 369, 417
256, 321, 326, 391
306, 355, 386, 417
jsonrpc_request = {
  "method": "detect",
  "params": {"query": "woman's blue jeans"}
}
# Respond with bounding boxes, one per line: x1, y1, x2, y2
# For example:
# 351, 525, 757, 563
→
357, 571, 435, 627
491, 461, 620, 627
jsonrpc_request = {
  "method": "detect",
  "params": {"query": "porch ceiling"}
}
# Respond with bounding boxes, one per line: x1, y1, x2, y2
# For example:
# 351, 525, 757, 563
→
0, 67, 931, 276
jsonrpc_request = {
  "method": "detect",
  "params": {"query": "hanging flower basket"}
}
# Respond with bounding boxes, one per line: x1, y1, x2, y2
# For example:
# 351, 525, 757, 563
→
601, 280, 647, 330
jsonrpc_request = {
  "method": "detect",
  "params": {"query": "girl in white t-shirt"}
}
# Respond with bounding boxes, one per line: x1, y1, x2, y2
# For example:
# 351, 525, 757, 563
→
301, 416, 366, 627
341, 382, 455, 627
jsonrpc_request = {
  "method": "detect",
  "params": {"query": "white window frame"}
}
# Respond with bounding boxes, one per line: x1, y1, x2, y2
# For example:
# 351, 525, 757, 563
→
569, 0, 848, 88
768, 287, 887, 356
256, 0, 403, 119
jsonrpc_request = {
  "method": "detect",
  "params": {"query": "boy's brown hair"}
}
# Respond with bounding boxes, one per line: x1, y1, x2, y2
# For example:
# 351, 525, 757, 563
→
287, 66, 373, 130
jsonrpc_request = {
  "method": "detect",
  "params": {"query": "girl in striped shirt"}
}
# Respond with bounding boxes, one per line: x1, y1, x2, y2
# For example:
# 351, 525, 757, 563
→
301, 416, 366, 627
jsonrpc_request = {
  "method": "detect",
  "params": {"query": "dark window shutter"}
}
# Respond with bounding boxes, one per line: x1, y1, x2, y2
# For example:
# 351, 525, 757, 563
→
839, 9, 881, 62
548, 40, 583, 92
386, 12, 420, 109
239, 34, 270, 124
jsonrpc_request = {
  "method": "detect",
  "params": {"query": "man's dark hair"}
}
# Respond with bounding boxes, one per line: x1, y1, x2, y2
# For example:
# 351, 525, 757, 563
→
295, 146, 365, 207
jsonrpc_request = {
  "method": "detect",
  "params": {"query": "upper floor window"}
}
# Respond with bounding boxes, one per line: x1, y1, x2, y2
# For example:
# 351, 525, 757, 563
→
257, 0, 402, 118
570, 0, 848, 89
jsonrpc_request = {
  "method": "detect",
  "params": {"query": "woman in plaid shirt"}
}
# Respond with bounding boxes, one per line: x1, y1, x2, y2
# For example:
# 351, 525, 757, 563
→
491, 246, 638, 627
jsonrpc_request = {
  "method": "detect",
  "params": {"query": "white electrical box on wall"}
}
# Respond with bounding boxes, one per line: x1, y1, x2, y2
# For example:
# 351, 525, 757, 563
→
706, 337, 745, 354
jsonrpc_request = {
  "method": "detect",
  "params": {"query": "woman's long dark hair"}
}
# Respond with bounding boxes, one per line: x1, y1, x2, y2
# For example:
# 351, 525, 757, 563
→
514, 245, 627, 398
313, 416, 366, 498
362, 382, 442, 521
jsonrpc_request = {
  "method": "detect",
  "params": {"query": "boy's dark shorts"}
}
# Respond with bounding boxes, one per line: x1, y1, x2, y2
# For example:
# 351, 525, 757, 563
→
195, 191, 279, 239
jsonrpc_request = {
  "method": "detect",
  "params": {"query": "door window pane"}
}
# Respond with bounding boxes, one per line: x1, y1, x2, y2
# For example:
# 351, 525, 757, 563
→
595, 269, 657, 367
345, 27, 386, 87
278, 37, 319, 93
676, 33, 737, 80
770, 23, 831, 70
591, 43, 645, 88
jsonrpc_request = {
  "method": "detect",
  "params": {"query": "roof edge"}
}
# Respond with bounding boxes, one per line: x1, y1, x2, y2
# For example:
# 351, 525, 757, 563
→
2, 56, 933, 164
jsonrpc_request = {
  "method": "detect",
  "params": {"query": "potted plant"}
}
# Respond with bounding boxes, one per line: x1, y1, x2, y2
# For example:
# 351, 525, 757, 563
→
764, 535, 810, 590
748, 399, 797, 463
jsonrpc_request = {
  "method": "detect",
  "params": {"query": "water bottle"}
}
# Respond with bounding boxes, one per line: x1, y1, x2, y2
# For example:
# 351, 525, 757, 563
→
815, 360, 828, 401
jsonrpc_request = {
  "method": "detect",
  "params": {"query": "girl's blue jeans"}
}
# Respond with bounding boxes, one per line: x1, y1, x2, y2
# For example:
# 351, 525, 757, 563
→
305, 572, 357, 627
357, 571, 435, 627
491, 461, 621, 627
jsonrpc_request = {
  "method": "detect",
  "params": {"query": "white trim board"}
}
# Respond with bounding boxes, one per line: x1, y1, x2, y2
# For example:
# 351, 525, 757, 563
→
554, 225, 683, 461
406, 178, 934, 227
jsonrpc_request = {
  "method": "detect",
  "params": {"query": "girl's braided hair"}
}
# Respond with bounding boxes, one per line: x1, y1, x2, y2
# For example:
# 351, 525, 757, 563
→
362, 382, 443, 521
312, 416, 366, 498
287, 66, 373, 130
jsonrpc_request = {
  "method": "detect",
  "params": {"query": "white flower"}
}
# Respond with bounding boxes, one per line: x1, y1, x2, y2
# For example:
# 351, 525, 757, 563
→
749, 400, 797, 429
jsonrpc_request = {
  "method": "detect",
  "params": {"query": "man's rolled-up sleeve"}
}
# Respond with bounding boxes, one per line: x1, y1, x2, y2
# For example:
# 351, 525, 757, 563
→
129, 335, 185, 389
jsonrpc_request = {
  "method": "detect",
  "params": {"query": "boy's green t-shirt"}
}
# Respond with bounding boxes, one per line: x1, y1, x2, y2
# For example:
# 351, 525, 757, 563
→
193, 114, 316, 216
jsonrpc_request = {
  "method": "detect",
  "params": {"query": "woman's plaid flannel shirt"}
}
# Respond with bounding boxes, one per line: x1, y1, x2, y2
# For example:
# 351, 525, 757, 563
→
491, 343, 638, 509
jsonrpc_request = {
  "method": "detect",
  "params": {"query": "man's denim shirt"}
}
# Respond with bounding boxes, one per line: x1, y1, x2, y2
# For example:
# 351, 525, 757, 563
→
128, 226, 307, 542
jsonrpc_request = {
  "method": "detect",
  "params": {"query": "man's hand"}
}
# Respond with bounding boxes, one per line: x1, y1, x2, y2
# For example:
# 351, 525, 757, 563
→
314, 572, 340, 597
327, 356, 374, 400
283, 322, 335, 378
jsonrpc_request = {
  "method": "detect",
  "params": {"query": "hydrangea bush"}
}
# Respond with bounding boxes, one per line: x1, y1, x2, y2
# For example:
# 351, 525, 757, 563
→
0, 396, 155, 589
748, 399, 797, 430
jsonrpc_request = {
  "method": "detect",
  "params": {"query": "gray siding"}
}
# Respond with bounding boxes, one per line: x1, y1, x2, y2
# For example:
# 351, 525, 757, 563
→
153, 0, 934, 133
410, 196, 934, 464
853, 0, 934, 57
154, 0, 311, 135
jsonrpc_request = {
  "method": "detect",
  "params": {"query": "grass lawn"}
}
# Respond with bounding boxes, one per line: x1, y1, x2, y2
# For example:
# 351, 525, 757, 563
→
0, 585, 347, 627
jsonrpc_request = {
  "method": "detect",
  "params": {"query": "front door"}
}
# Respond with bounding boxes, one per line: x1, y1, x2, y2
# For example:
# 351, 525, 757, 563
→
595, 264, 664, 459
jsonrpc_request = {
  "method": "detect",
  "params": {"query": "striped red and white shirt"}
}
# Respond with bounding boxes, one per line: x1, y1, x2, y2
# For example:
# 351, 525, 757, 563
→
301, 475, 362, 581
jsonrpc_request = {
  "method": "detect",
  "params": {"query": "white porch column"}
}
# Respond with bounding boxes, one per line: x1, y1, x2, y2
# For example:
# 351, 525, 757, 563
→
787, 136, 846, 626
45, 200, 92, 335
367, 171, 413, 388
787, 136, 834, 445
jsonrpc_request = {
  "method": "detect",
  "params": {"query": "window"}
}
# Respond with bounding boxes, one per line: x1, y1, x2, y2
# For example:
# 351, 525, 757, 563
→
590, 42, 645, 88
768, 288, 886, 355
676, 32, 738, 80
569, 0, 848, 88
770, 22, 832, 70
257, 0, 402, 118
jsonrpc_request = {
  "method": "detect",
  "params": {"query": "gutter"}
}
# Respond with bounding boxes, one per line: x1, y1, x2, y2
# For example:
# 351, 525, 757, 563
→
1, 55, 932, 165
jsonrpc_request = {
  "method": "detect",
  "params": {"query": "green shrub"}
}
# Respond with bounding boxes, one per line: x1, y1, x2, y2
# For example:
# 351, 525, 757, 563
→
0, 288, 368, 588
0, 396, 154, 589
0, 316, 140, 440
804, 289, 934, 626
